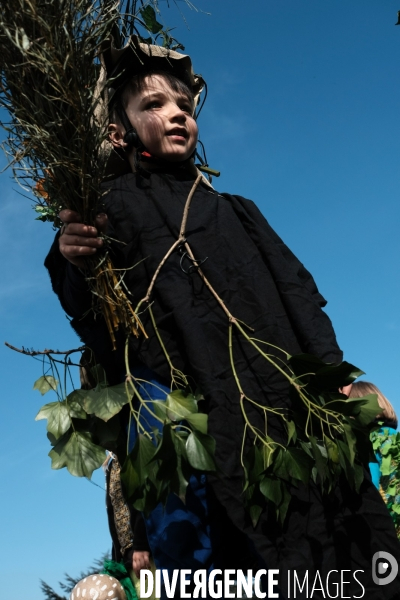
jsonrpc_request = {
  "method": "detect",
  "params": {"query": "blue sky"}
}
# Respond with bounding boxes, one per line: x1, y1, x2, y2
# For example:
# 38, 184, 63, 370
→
1, 1, 399, 597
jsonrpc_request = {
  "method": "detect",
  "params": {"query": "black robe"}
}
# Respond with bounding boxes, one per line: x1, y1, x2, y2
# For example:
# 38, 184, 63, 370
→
45, 169, 400, 599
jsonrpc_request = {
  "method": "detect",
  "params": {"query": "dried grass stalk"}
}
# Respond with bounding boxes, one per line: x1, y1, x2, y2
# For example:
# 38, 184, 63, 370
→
0, 0, 167, 346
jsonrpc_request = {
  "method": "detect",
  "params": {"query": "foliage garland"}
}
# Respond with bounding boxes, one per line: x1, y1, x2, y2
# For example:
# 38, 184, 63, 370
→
7, 176, 381, 524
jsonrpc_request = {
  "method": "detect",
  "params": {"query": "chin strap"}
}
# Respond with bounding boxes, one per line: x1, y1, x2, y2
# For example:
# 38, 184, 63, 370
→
115, 101, 144, 151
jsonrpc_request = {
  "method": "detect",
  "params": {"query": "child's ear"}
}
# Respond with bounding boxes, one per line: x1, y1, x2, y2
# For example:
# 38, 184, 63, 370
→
108, 123, 127, 150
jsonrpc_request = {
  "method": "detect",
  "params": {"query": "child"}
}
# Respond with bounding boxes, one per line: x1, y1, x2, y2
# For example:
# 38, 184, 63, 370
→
348, 381, 400, 539
45, 37, 400, 598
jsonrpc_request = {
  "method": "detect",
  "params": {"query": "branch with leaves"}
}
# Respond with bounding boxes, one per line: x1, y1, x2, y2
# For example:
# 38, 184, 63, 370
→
0, 0, 200, 347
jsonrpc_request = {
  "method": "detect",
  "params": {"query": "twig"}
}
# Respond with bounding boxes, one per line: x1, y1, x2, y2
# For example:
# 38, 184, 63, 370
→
135, 174, 202, 311
5, 342, 85, 356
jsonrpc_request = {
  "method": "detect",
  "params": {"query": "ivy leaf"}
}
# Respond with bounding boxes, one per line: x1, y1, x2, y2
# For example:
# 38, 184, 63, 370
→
324, 397, 371, 416
186, 431, 216, 471
139, 6, 163, 34
249, 502, 263, 529
83, 383, 129, 422
286, 420, 296, 444
185, 413, 208, 434
153, 424, 178, 481
49, 431, 105, 478
288, 355, 364, 391
355, 394, 382, 427
171, 433, 190, 501
309, 436, 328, 481
289, 354, 326, 378
245, 483, 265, 527
121, 434, 157, 500
244, 445, 264, 486
313, 361, 364, 391
36, 401, 71, 439
33, 375, 58, 395
93, 415, 120, 449
324, 436, 339, 463
260, 476, 282, 505
262, 441, 276, 470
283, 448, 313, 483
342, 424, 357, 466
152, 400, 169, 422
166, 390, 198, 421
337, 439, 356, 487
278, 484, 291, 525
354, 463, 365, 493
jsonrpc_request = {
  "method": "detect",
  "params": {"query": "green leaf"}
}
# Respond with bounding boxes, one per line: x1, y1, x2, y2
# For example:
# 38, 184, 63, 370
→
153, 424, 178, 481
171, 433, 190, 501
288, 355, 364, 391
324, 397, 371, 416
186, 413, 208, 434
152, 423, 176, 463
260, 476, 282, 505
244, 445, 264, 486
152, 400, 168, 421
272, 448, 288, 480
121, 434, 157, 500
93, 415, 120, 449
324, 436, 339, 463
355, 394, 381, 427
33, 375, 58, 395
83, 383, 129, 421
186, 431, 216, 471
262, 440, 276, 470
245, 483, 264, 527
278, 484, 291, 525
139, 6, 163, 34
35, 401, 71, 439
353, 463, 364, 493
286, 420, 296, 444
288, 354, 326, 378
309, 436, 328, 481
313, 361, 364, 391
249, 502, 263, 528
283, 448, 312, 483
49, 431, 105, 478
381, 454, 393, 477
166, 390, 198, 421
386, 484, 397, 496
342, 424, 357, 466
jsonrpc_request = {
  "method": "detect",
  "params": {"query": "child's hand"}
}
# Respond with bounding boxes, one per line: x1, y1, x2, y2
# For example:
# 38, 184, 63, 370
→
58, 209, 108, 267
132, 550, 151, 578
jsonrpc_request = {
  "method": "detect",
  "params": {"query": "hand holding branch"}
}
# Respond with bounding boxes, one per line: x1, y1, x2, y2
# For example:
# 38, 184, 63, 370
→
58, 209, 108, 267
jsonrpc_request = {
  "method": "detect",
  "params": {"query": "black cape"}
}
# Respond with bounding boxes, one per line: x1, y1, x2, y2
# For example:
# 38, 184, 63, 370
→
45, 170, 400, 599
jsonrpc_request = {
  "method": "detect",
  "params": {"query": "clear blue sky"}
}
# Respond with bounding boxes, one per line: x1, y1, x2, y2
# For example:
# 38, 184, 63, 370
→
1, 2, 399, 597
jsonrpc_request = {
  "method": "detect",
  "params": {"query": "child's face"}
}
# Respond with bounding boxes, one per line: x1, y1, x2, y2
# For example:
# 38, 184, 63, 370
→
124, 74, 198, 162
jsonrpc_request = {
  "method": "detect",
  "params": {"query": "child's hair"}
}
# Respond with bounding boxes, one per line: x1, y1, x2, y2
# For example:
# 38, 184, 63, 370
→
111, 70, 195, 124
349, 381, 398, 428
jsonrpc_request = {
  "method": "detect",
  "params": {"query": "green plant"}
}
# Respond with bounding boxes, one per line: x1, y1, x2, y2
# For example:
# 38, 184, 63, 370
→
371, 427, 400, 539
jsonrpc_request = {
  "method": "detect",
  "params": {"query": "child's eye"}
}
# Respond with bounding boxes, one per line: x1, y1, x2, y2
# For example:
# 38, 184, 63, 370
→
180, 104, 193, 115
146, 101, 161, 110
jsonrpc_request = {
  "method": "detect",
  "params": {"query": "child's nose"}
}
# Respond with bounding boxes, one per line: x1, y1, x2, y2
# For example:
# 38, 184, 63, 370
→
169, 102, 187, 121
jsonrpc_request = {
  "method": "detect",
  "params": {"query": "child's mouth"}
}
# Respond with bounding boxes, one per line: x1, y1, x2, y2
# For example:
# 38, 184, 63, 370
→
167, 128, 187, 140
